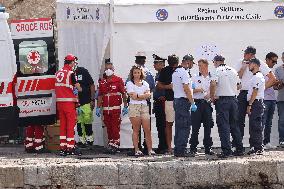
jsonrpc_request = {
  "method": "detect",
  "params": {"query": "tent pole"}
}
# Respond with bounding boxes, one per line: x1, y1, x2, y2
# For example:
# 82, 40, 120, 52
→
109, 0, 114, 62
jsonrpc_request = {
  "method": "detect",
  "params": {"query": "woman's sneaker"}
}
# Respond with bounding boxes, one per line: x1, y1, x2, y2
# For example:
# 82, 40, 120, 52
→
148, 150, 156, 156
134, 150, 144, 157
264, 143, 276, 150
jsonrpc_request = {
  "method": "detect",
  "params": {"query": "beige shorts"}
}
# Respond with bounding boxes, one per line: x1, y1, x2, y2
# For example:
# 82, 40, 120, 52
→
165, 100, 175, 123
128, 104, 150, 119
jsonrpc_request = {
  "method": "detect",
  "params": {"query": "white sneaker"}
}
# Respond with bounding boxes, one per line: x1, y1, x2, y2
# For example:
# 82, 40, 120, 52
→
148, 150, 156, 156
264, 143, 276, 150
279, 142, 284, 148
232, 147, 236, 152
134, 150, 144, 157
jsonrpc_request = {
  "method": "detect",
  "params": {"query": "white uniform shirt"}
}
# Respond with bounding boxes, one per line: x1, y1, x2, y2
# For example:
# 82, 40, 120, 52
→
126, 80, 149, 105
235, 59, 270, 90
192, 73, 211, 99
247, 71, 265, 101
172, 67, 192, 98
212, 64, 240, 97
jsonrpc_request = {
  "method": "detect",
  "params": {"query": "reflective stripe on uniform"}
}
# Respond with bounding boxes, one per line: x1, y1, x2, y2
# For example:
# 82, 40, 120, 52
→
56, 98, 78, 102
60, 143, 67, 147
109, 142, 119, 149
25, 143, 33, 148
103, 106, 121, 111
34, 139, 42, 143
60, 136, 67, 140
113, 139, 120, 143
67, 144, 74, 148
55, 83, 74, 89
66, 138, 74, 142
104, 92, 121, 97
26, 137, 33, 142
35, 145, 43, 150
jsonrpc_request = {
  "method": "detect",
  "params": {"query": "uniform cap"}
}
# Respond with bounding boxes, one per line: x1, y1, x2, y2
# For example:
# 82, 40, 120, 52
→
213, 55, 225, 62
64, 54, 77, 61
153, 54, 166, 64
244, 46, 256, 55
182, 54, 194, 61
249, 58, 260, 65
105, 58, 112, 64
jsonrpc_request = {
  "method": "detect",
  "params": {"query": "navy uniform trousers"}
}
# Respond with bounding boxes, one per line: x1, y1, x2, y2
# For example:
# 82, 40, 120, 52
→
153, 99, 167, 151
215, 96, 243, 155
237, 90, 248, 138
249, 100, 264, 150
173, 98, 191, 155
190, 99, 214, 152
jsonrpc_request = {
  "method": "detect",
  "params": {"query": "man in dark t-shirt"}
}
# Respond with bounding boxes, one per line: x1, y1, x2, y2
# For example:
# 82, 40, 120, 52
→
157, 55, 179, 154
75, 66, 96, 147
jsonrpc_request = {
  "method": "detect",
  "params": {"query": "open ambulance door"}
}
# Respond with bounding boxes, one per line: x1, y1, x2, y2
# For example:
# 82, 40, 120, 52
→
11, 18, 57, 126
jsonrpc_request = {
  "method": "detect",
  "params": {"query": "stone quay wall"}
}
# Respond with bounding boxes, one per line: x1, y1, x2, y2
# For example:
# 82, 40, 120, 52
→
1, 158, 284, 189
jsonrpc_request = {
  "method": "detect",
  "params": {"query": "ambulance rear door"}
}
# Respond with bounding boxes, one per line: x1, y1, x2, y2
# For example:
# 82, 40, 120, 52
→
10, 18, 57, 126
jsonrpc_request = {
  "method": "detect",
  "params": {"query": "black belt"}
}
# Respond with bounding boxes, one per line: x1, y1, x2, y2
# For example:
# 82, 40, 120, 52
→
175, 97, 188, 100
254, 99, 263, 102
219, 96, 236, 99
195, 99, 208, 103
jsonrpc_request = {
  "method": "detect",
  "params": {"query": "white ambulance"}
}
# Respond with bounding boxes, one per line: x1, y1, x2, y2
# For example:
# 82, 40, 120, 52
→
0, 9, 19, 135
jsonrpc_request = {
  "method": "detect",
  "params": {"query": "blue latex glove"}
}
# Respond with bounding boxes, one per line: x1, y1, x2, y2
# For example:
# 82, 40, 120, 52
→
192, 83, 196, 90
73, 88, 78, 95
96, 107, 101, 117
76, 107, 83, 115
122, 106, 128, 116
190, 103, 197, 112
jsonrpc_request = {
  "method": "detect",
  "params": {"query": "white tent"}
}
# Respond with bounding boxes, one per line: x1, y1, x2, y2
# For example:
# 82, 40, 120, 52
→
56, 0, 284, 148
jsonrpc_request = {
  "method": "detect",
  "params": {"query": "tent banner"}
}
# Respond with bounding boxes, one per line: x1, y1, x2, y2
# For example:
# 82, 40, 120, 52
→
57, 2, 109, 23
114, 2, 284, 23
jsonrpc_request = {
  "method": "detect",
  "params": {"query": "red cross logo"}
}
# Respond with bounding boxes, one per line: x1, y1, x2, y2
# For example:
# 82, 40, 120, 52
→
56, 72, 65, 83
27, 50, 41, 65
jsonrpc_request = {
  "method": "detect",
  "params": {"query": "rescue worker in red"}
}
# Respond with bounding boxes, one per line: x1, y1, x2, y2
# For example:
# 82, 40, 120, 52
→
96, 58, 128, 153
55, 54, 82, 156
24, 125, 46, 153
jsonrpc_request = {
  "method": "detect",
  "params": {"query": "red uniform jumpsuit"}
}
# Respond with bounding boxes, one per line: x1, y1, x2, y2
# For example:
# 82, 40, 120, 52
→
55, 64, 78, 151
98, 75, 125, 148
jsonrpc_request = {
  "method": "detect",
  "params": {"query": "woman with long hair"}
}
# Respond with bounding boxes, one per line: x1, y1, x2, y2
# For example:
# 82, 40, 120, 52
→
126, 66, 155, 156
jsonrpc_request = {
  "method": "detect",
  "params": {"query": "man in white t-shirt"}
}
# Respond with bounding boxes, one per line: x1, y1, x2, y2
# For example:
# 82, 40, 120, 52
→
235, 46, 276, 144
172, 55, 197, 157
210, 55, 244, 158
246, 58, 265, 155
189, 59, 215, 156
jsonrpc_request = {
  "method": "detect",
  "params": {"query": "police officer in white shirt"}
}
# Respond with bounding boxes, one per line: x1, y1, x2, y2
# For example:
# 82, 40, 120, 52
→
171, 55, 197, 157
246, 58, 265, 155
189, 59, 214, 156
210, 55, 244, 158
236, 46, 276, 143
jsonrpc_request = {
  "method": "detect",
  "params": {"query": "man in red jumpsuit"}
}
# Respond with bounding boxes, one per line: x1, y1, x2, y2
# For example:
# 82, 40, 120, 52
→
96, 59, 128, 154
55, 54, 82, 156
